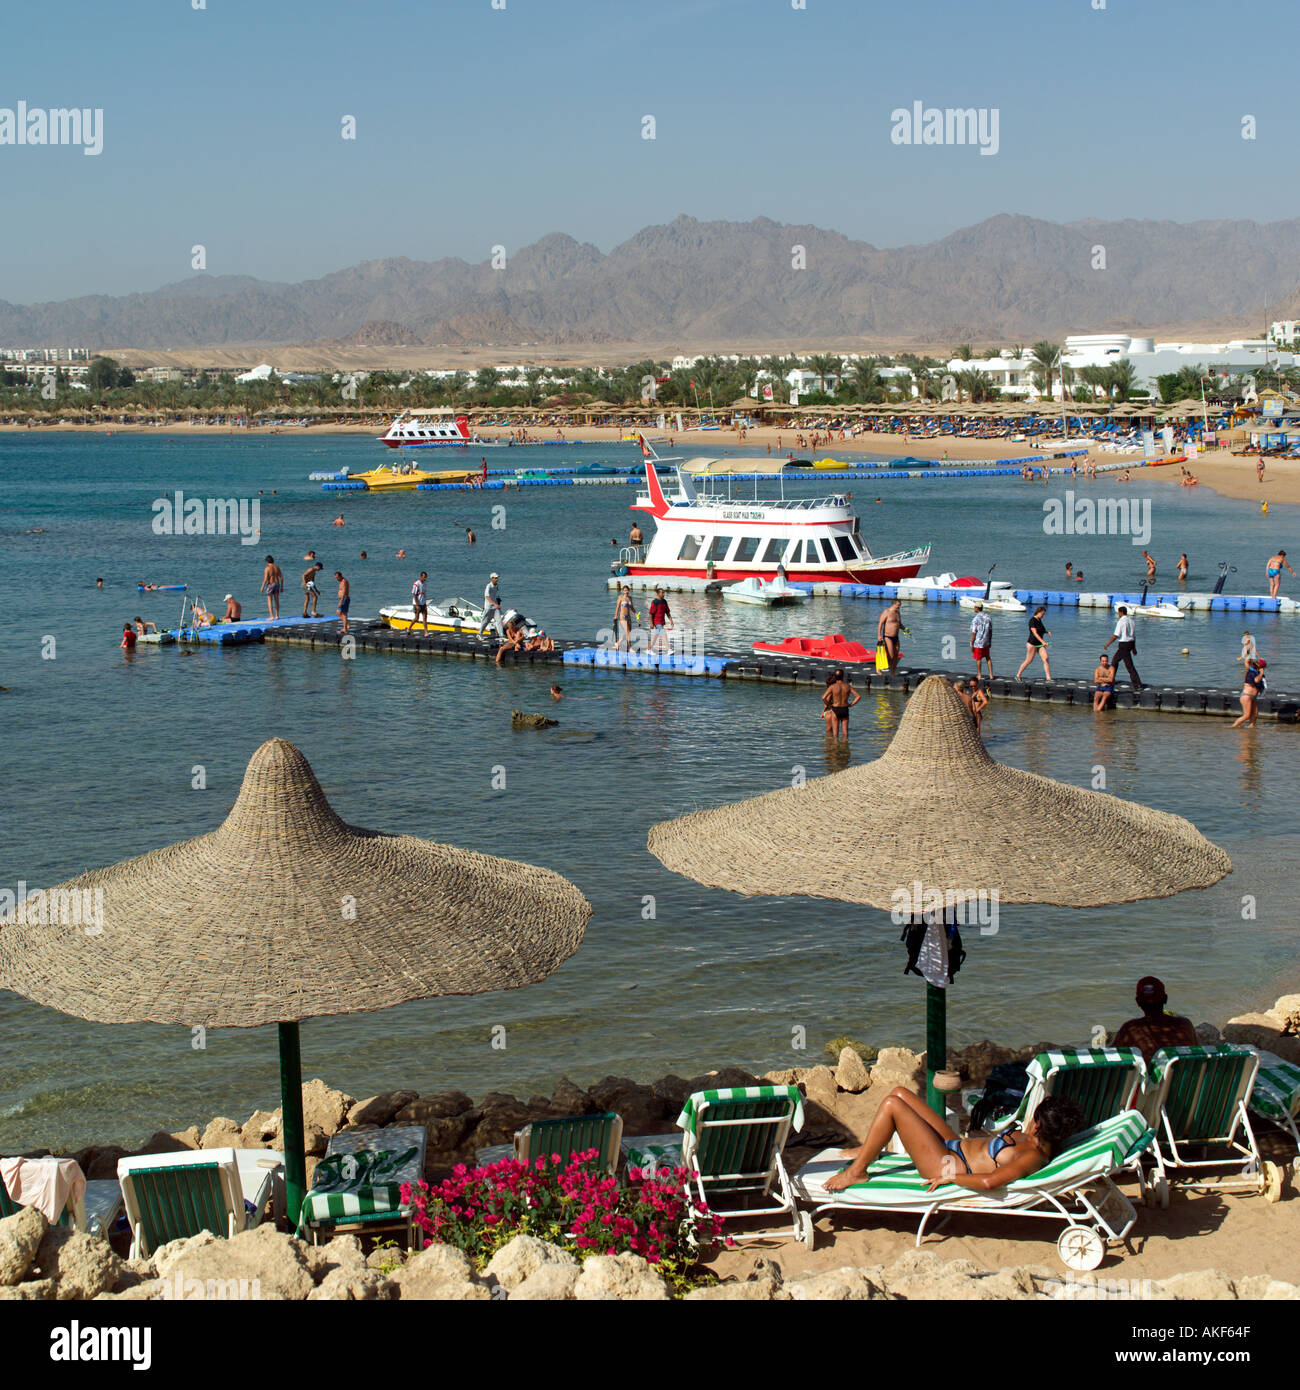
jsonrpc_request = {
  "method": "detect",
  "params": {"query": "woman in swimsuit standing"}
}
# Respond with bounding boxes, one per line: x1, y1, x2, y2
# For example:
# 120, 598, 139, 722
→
823, 1088, 1085, 1193
1232, 658, 1266, 729
613, 586, 635, 652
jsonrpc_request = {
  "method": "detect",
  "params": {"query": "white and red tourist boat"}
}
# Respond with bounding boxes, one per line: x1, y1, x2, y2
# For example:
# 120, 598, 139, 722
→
380, 410, 474, 448
625, 442, 929, 585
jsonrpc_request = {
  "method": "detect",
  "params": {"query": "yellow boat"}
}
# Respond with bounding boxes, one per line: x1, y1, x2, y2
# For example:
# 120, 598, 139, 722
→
350, 463, 476, 491
812, 457, 848, 470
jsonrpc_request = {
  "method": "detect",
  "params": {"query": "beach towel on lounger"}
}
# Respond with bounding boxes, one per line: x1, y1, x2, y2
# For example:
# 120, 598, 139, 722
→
297, 1126, 424, 1234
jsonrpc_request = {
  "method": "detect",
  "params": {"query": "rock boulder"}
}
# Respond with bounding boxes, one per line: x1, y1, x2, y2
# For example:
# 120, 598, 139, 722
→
485, 1235, 578, 1292
200, 1118, 243, 1151
33, 1227, 125, 1301
0, 1206, 47, 1286
153, 1225, 314, 1301
835, 1046, 873, 1094
573, 1252, 670, 1301
300, 1079, 354, 1138
346, 1089, 421, 1129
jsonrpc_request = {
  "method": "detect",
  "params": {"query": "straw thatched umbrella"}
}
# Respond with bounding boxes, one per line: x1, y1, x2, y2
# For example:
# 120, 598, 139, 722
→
648, 678, 1231, 1108
0, 739, 591, 1222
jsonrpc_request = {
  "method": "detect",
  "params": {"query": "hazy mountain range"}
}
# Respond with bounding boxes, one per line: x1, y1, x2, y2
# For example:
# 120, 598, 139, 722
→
3, 214, 1298, 351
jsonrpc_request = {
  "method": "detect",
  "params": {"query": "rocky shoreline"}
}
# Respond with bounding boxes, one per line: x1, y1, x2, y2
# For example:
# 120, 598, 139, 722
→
3, 995, 1297, 1301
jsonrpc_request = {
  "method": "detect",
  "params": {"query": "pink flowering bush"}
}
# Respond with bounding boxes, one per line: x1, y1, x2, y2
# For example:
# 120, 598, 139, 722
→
401, 1149, 728, 1291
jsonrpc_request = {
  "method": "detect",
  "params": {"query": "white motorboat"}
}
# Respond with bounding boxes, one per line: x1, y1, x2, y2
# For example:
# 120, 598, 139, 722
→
958, 593, 1027, 613
1113, 598, 1186, 620
381, 597, 541, 638
722, 574, 810, 607
887, 572, 1016, 600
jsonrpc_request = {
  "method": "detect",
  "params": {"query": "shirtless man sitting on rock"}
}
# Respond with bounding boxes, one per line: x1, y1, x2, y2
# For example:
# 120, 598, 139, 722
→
1113, 976, 1197, 1062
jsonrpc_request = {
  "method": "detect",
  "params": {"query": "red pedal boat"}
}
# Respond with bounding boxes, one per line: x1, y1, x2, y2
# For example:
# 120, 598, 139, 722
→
751, 633, 883, 663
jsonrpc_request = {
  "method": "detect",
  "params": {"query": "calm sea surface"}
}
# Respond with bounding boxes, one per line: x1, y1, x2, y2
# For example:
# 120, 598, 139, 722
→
1, 433, 1296, 1150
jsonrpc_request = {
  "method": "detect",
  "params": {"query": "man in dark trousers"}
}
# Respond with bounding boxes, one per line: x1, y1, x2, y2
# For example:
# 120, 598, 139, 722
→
1103, 606, 1143, 691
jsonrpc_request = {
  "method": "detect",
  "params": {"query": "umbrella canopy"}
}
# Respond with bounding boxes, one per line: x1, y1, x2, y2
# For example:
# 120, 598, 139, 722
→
649, 677, 1230, 908
0, 738, 591, 1026
0, 738, 591, 1221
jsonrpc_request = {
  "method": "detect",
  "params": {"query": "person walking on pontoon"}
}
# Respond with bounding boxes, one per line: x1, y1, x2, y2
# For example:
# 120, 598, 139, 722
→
969, 603, 994, 680
410, 572, 429, 636
1014, 606, 1052, 682
1266, 550, 1295, 599
877, 599, 903, 672
1103, 607, 1143, 691
261, 555, 283, 619
302, 562, 323, 618
613, 585, 635, 652
477, 572, 503, 639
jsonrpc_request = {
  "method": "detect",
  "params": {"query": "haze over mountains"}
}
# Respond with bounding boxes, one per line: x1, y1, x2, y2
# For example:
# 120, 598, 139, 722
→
3, 215, 1298, 352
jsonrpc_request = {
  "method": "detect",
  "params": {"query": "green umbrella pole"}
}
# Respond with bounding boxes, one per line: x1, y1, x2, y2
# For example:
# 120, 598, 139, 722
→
278, 1022, 306, 1228
925, 981, 947, 1113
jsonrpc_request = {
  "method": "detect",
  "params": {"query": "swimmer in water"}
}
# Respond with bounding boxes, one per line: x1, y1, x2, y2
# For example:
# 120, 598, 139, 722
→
333, 515, 345, 527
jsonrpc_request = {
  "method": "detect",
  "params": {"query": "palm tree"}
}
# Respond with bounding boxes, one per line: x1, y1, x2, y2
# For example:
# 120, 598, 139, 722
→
953, 343, 974, 362
1173, 364, 1208, 400
1106, 360, 1137, 403
1030, 341, 1063, 402
806, 353, 843, 397
967, 369, 995, 403
850, 357, 882, 401
474, 366, 501, 395
1075, 364, 1108, 401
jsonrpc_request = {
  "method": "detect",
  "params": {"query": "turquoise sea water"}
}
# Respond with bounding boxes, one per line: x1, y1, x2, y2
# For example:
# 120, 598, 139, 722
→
1, 433, 1296, 1151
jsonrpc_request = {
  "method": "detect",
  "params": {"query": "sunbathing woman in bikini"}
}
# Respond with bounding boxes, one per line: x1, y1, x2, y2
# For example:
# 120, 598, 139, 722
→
823, 1088, 1085, 1193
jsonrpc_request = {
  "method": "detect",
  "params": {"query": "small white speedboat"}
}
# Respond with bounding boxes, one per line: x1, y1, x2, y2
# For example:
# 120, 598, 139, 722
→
888, 572, 1017, 600
723, 575, 810, 607
1113, 599, 1186, 620
958, 593, 1027, 613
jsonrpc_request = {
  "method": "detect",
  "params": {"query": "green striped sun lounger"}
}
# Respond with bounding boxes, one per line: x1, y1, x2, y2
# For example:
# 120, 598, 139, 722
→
1144, 1045, 1265, 1199
1248, 1051, 1300, 1155
297, 1126, 426, 1245
118, 1148, 281, 1261
793, 1109, 1155, 1272
674, 1085, 812, 1247
987, 1048, 1148, 1133
474, 1112, 623, 1175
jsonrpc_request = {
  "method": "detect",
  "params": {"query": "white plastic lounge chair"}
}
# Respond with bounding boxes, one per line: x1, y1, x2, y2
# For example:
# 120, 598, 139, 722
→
297, 1125, 426, 1245
118, 1148, 282, 1260
793, 1109, 1155, 1272
674, 1085, 812, 1247
474, 1112, 623, 1174
1143, 1045, 1267, 1201
983, 1047, 1148, 1133
0, 1158, 123, 1237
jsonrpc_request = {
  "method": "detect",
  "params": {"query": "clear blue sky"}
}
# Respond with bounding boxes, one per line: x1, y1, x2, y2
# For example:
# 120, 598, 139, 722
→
2, 0, 1295, 302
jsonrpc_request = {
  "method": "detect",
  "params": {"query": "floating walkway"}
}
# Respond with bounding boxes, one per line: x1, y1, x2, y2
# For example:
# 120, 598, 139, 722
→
603, 575, 1296, 613
319, 450, 1101, 492
168, 615, 338, 645
256, 620, 1298, 721
826, 583, 1298, 614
